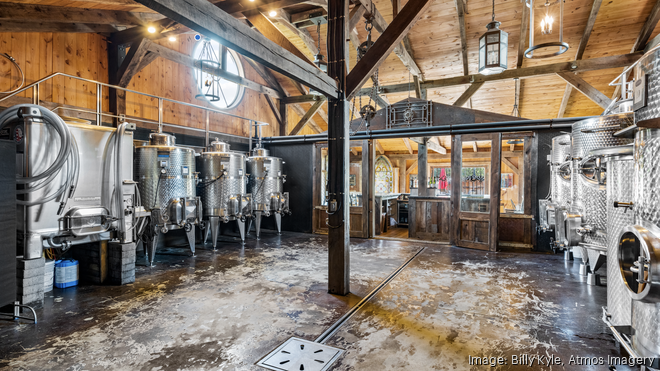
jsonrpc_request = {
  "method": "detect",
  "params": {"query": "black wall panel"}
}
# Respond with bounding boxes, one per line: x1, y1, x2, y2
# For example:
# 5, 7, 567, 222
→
260, 143, 315, 233
0, 140, 16, 307
535, 129, 566, 252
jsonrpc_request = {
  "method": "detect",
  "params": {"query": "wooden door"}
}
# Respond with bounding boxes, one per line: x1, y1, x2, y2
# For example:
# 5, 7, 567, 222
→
450, 133, 502, 251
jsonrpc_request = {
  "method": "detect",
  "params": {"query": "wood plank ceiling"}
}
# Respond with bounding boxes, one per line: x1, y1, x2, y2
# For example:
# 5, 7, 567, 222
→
2, 0, 659, 151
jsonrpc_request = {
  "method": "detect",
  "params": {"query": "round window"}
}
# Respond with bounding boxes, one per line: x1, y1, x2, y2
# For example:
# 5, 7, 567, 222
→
193, 40, 245, 109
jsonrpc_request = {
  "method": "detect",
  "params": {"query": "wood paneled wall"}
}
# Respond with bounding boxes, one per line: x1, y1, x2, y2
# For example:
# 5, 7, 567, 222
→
0, 32, 280, 137
0, 32, 109, 111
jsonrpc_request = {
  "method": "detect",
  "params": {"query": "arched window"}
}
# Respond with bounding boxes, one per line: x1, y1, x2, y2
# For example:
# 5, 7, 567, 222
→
375, 156, 394, 195
193, 39, 245, 109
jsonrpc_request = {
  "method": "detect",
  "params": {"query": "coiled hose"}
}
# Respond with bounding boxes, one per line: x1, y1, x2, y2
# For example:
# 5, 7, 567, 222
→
0, 104, 79, 208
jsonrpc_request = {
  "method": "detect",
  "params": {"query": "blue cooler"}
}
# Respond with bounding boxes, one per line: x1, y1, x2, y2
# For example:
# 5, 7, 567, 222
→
54, 259, 79, 288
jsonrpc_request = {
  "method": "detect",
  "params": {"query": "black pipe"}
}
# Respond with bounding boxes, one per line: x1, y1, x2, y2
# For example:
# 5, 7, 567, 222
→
262, 116, 591, 144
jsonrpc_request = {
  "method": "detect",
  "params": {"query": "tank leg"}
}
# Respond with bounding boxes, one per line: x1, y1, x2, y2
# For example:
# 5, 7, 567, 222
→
255, 211, 262, 240
146, 231, 159, 267
185, 224, 196, 256
275, 213, 282, 235
237, 219, 246, 245
564, 249, 573, 261
579, 263, 591, 277
202, 221, 210, 245
209, 216, 220, 250
247, 218, 253, 236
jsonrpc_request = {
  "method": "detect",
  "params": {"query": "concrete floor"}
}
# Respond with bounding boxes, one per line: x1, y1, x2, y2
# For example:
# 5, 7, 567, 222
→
0, 231, 634, 370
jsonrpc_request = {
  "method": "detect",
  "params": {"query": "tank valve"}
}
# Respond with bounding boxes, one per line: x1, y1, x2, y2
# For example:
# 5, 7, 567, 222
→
161, 226, 168, 234
613, 201, 633, 213
576, 225, 592, 236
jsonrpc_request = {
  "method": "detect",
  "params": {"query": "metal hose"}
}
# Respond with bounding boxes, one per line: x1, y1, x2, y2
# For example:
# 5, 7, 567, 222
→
0, 104, 78, 206
115, 122, 130, 242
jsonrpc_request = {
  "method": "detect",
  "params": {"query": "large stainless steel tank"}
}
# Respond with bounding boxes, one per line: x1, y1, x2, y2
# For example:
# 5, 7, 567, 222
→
246, 147, 290, 238
606, 47, 660, 368
197, 139, 251, 247
603, 145, 635, 327
564, 113, 633, 280
134, 133, 202, 265
541, 134, 572, 253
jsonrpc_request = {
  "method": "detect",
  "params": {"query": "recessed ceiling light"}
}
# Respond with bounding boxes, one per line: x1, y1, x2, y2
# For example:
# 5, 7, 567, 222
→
269, 10, 277, 17
168, 36, 176, 42
147, 26, 157, 34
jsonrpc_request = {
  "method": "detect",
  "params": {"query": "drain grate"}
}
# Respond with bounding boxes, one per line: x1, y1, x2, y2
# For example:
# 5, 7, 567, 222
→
257, 337, 344, 371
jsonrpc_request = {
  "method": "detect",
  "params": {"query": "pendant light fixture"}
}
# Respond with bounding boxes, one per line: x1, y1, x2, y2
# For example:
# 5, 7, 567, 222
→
194, 38, 225, 104
311, 22, 327, 96
524, 0, 569, 59
478, 0, 509, 75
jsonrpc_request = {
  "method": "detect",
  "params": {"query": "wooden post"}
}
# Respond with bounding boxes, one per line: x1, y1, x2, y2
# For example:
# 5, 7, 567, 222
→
327, 0, 350, 296
398, 159, 406, 193
279, 100, 288, 136
361, 139, 371, 238
450, 135, 462, 246
417, 137, 429, 196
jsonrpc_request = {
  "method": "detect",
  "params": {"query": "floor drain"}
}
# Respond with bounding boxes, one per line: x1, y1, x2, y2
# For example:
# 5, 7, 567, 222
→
257, 337, 344, 371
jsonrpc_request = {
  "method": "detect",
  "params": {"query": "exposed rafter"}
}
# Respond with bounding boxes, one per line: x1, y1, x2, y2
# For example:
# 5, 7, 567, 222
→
558, 0, 602, 117
0, 3, 162, 25
132, 0, 336, 96
354, 0, 422, 78
453, 82, 484, 107
557, 72, 611, 109
346, 0, 433, 98
402, 138, 413, 154
289, 98, 326, 135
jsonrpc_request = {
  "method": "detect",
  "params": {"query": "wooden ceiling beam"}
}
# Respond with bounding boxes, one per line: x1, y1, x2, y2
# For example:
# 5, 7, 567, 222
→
219, 0, 316, 18
375, 139, 385, 154
289, 98, 326, 135
612, 0, 660, 99
557, 83, 572, 118
112, 17, 189, 46
558, 0, 601, 117
516, 2, 529, 68
0, 2, 162, 26
575, 0, 603, 60
402, 138, 413, 154
453, 82, 484, 107
264, 95, 283, 128
557, 72, 611, 109
351, 52, 642, 98
0, 21, 119, 33
346, 0, 433, 98
355, 0, 422, 79
405, 160, 418, 176
427, 137, 446, 154
633, 0, 660, 52
132, 0, 336, 97
454, 0, 468, 77
116, 38, 152, 87
271, 9, 319, 55
472, 141, 478, 152
146, 41, 285, 99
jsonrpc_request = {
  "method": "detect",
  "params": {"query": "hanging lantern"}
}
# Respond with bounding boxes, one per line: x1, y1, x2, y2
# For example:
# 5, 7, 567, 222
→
524, 0, 569, 59
478, 0, 508, 75
311, 22, 328, 96
194, 39, 223, 103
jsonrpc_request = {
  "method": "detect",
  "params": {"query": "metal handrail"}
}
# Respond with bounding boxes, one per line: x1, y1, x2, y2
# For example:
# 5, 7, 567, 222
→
0, 72, 268, 146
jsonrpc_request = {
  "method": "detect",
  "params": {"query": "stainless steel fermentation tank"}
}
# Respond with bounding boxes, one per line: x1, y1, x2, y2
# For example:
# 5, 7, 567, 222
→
247, 147, 290, 238
602, 145, 635, 327
538, 134, 572, 254
603, 47, 660, 369
197, 139, 252, 248
562, 113, 633, 282
135, 133, 202, 265
0, 104, 139, 260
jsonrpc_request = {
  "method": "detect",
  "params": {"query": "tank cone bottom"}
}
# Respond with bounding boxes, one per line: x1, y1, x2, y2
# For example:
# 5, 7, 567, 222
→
586, 273, 601, 286
564, 250, 573, 261
275, 213, 282, 235
237, 219, 246, 245
579, 263, 591, 276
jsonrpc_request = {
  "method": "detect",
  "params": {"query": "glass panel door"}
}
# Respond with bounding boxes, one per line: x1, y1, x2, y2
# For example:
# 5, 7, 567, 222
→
451, 133, 502, 251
